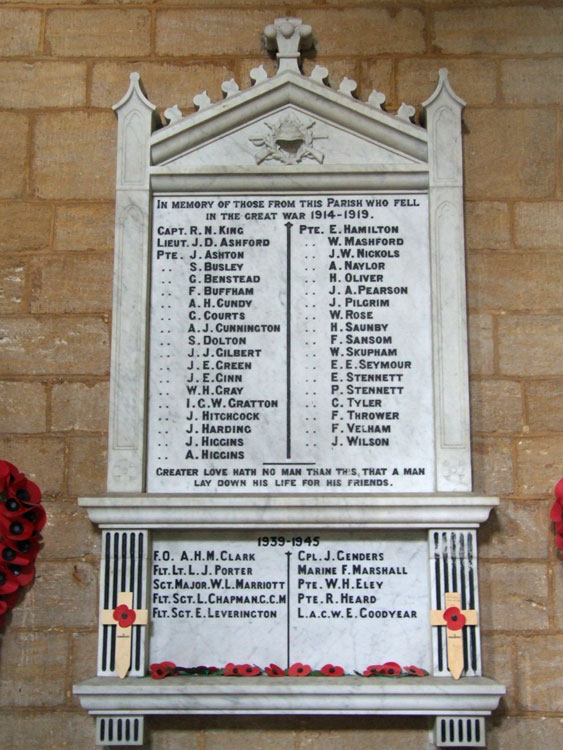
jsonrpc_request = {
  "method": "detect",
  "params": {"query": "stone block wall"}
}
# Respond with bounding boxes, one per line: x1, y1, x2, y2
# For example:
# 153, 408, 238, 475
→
0, 1, 561, 747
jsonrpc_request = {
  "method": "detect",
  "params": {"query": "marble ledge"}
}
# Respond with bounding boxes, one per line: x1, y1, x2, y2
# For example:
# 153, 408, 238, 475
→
74, 675, 505, 716
78, 494, 499, 529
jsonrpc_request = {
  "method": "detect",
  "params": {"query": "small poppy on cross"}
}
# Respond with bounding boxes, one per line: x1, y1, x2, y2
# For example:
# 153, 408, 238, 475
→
101, 591, 148, 679
430, 591, 478, 680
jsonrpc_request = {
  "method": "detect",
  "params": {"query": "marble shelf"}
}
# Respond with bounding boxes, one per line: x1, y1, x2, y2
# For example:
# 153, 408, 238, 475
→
74, 675, 505, 716
79, 493, 499, 529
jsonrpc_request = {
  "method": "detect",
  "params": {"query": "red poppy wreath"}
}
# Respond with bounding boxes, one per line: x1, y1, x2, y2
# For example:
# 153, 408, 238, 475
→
0, 460, 45, 629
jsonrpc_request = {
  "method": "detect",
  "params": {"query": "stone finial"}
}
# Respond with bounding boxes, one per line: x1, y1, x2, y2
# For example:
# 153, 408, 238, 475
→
221, 78, 240, 98
164, 105, 183, 125
397, 102, 416, 122
250, 65, 269, 86
368, 90, 386, 110
263, 17, 313, 74
193, 90, 212, 111
338, 77, 357, 98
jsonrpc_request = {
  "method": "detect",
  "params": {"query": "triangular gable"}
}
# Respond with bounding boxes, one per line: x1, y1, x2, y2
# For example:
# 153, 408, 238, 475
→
150, 70, 428, 171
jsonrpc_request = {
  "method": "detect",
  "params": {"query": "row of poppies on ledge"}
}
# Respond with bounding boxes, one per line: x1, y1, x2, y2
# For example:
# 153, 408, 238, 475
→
150, 661, 428, 679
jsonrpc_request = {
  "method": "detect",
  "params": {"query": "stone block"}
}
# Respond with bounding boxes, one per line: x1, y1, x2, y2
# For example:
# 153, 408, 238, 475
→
480, 633, 516, 713
0, 112, 29, 199
501, 59, 563, 105
358, 59, 395, 107
478, 499, 550, 560
156, 8, 425, 57
0, 711, 94, 750
470, 380, 522, 434
0, 258, 26, 313
0, 381, 47, 433
0, 630, 68, 707
149, 718, 203, 750
9, 560, 97, 628
463, 109, 556, 200
0, 9, 41, 56
434, 6, 563, 55
30, 253, 113, 314
293, 718, 431, 750
0, 316, 110, 376
467, 253, 562, 311
397, 58, 497, 107
53, 203, 114, 252
33, 111, 116, 200
514, 201, 563, 251
45, 9, 150, 57
516, 635, 563, 712
51, 381, 109, 432
91, 60, 236, 112
516, 436, 563, 496
71, 630, 99, 704
42, 500, 100, 559
0, 201, 52, 253
205, 727, 294, 750
479, 562, 548, 630
0, 436, 64, 497
304, 8, 425, 56
488, 717, 563, 750
468, 313, 494, 375
526, 380, 563, 433
471, 436, 514, 496
498, 315, 563, 376
0, 61, 87, 108
68, 435, 107, 496
464, 202, 510, 251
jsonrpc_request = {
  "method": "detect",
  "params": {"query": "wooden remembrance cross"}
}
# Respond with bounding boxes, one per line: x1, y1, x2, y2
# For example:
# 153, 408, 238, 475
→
101, 592, 148, 679
430, 592, 479, 680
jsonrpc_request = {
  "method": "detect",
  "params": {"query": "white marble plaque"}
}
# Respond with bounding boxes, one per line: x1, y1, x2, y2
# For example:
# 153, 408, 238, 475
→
147, 194, 434, 493
150, 530, 431, 673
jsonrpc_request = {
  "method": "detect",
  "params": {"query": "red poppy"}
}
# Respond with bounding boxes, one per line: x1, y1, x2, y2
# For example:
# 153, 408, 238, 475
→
0, 537, 39, 566
239, 664, 261, 676
150, 661, 177, 679
0, 515, 35, 541
321, 663, 344, 677
0, 565, 20, 595
8, 562, 35, 587
556, 534, 563, 551
0, 497, 28, 519
403, 665, 426, 677
23, 504, 46, 533
288, 662, 311, 676
0, 461, 18, 493
225, 663, 261, 676
6, 474, 42, 506
377, 661, 402, 676
112, 603, 137, 628
363, 665, 380, 676
443, 606, 466, 630
265, 663, 285, 676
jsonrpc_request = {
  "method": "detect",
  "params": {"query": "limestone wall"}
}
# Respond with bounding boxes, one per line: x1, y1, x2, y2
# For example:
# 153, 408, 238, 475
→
0, 2, 562, 748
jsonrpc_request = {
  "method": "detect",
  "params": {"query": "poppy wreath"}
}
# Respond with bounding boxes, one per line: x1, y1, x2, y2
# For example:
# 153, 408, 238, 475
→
149, 660, 428, 679
0, 460, 45, 629
550, 478, 563, 554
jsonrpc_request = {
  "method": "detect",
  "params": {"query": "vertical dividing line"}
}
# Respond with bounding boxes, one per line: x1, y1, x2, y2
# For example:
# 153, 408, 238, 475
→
286, 551, 292, 668
286, 222, 292, 459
